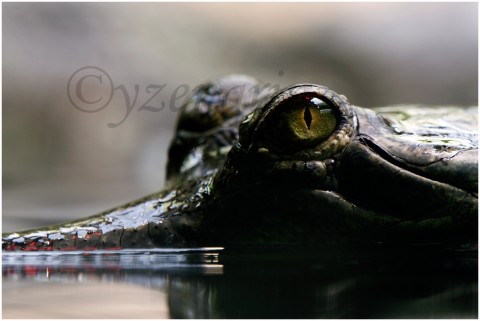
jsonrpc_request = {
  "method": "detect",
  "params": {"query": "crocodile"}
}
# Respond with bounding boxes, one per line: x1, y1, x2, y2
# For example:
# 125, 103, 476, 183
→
3, 75, 478, 250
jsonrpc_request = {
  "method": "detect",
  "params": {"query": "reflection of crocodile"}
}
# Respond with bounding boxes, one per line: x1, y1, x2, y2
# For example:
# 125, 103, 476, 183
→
3, 248, 477, 318
3, 75, 478, 250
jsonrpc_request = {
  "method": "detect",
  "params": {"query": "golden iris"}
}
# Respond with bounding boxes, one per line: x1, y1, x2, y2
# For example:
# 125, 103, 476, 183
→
268, 95, 337, 150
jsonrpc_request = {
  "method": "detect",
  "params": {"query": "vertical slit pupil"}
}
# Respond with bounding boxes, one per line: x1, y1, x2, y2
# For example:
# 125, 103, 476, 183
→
304, 106, 312, 129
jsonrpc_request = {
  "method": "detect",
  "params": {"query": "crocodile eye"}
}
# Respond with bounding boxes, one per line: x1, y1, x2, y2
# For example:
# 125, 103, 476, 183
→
265, 94, 337, 151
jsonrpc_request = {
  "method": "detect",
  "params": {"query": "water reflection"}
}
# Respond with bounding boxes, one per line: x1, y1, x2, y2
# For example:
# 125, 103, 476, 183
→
3, 246, 477, 318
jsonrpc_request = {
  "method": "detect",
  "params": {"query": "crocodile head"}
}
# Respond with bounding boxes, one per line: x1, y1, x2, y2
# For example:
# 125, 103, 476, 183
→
3, 75, 477, 250
193, 78, 478, 245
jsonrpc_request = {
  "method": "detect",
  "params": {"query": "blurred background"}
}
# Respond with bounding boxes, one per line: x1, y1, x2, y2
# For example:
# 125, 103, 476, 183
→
3, 3, 478, 231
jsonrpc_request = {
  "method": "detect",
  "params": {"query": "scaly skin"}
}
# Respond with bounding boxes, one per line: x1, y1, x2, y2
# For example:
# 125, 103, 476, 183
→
2, 75, 266, 251
3, 75, 478, 250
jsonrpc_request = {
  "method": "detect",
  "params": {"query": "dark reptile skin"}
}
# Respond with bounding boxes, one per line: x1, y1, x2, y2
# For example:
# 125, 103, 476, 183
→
3, 75, 478, 250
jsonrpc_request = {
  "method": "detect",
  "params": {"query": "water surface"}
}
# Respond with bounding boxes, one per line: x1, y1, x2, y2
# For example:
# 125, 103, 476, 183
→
3, 246, 477, 318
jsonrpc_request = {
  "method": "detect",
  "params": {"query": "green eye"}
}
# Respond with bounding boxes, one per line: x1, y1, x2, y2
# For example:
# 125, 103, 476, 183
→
282, 96, 336, 142
266, 95, 337, 151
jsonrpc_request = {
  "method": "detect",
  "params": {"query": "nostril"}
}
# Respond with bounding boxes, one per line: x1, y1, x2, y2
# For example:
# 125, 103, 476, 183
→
304, 106, 312, 129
